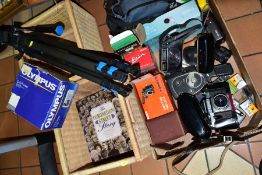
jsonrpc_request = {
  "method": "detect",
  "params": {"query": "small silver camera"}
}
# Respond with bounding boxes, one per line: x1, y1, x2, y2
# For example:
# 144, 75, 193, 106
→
200, 82, 239, 130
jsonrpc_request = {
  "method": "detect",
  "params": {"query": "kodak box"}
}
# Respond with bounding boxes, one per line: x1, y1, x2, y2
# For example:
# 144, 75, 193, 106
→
123, 46, 155, 73
133, 73, 175, 120
7, 63, 78, 130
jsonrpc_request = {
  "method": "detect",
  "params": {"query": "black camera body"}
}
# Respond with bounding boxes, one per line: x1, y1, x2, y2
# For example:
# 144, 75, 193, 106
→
159, 20, 202, 73
177, 82, 239, 139
199, 82, 239, 130
160, 39, 183, 72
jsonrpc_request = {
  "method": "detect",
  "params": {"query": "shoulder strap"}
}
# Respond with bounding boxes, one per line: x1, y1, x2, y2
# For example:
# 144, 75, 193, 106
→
172, 141, 239, 175
206, 141, 238, 175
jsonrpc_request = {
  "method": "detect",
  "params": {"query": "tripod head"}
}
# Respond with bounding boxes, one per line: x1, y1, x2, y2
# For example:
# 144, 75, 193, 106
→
3, 21, 65, 35
18, 22, 65, 36
0, 21, 65, 52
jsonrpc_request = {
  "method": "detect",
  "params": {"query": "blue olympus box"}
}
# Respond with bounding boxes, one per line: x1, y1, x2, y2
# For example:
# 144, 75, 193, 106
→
7, 63, 78, 130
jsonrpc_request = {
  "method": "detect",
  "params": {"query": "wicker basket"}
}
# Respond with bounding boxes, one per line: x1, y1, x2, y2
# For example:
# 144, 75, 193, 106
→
22, 1, 152, 174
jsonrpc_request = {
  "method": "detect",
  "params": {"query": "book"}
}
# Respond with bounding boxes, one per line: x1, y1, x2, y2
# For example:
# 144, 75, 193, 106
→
76, 90, 132, 162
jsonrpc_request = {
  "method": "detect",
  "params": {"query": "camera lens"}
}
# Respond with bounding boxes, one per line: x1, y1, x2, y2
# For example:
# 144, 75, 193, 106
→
214, 94, 228, 108
168, 47, 181, 67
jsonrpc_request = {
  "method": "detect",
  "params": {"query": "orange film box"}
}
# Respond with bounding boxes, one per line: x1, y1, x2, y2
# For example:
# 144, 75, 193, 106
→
133, 73, 175, 120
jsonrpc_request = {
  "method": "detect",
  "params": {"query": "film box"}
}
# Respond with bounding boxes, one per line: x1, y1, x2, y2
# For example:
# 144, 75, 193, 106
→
123, 46, 155, 73
7, 63, 78, 130
110, 30, 140, 54
227, 74, 247, 94
133, 73, 175, 120
109, 24, 146, 54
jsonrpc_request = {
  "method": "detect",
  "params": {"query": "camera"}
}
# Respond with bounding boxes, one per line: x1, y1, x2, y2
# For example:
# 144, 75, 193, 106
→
159, 20, 202, 72
166, 63, 234, 99
199, 82, 239, 130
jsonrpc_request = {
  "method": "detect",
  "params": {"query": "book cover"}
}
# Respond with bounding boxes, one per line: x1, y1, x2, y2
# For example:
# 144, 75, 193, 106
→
76, 90, 132, 162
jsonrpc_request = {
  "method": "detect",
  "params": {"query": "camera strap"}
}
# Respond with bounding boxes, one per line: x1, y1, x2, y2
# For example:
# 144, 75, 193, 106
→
170, 126, 262, 175
172, 141, 238, 175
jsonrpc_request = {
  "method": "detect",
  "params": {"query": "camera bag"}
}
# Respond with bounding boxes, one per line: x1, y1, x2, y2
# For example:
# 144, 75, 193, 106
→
104, 0, 178, 35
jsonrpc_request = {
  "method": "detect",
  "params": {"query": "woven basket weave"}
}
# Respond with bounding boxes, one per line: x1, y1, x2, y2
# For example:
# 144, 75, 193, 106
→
22, 1, 152, 174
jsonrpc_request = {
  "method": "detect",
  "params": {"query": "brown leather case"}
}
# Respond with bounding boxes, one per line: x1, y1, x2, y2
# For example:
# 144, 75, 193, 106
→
146, 111, 186, 144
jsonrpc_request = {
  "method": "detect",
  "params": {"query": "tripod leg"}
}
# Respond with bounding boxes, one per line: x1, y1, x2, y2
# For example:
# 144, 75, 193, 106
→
28, 33, 139, 75
35, 132, 58, 175
27, 40, 128, 82
24, 50, 132, 96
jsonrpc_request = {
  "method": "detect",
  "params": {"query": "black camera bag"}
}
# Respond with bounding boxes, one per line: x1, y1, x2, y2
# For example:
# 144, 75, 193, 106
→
104, 0, 180, 35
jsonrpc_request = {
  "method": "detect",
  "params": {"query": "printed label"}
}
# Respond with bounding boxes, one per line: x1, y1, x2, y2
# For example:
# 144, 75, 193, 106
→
20, 64, 57, 92
63, 89, 74, 107
44, 84, 66, 129
229, 74, 246, 90
8, 93, 20, 111
91, 102, 122, 142
21, 64, 32, 75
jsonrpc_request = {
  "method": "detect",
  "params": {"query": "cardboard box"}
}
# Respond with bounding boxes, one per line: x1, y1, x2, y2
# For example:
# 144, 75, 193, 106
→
133, 74, 175, 120
7, 63, 78, 130
123, 46, 156, 73
22, 1, 262, 174
110, 24, 146, 54
227, 73, 247, 94
110, 30, 140, 54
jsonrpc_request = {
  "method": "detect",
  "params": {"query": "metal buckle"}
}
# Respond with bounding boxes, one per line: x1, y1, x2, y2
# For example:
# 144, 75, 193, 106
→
223, 136, 232, 142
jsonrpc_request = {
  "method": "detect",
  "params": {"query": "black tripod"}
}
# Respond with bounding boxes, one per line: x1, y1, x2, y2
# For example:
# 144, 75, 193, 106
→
0, 22, 140, 96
